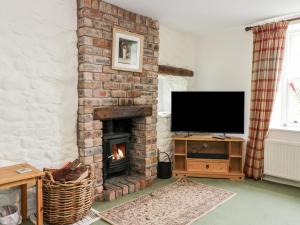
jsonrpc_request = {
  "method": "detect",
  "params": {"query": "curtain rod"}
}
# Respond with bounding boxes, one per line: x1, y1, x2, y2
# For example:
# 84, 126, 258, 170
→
245, 17, 300, 31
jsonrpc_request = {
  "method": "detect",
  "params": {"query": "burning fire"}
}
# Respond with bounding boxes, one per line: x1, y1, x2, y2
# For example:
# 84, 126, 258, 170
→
113, 148, 124, 160
111, 143, 125, 160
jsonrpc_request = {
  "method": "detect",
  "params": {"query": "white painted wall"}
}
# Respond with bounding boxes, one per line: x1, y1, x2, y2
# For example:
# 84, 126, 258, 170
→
159, 25, 198, 90
156, 114, 172, 161
0, 0, 78, 170
0, 0, 78, 215
157, 26, 198, 160
194, 27, 253, 139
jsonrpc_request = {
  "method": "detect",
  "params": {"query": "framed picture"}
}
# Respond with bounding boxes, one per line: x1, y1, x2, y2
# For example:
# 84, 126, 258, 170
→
112, 28, 144, 72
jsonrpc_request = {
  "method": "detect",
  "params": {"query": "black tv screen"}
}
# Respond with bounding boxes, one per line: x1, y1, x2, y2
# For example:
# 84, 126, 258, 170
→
171, 91, 245, 133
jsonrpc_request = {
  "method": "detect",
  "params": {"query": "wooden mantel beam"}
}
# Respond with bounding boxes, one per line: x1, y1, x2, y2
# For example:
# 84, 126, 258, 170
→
94, 105, 152, 120
158, 65, 194, 77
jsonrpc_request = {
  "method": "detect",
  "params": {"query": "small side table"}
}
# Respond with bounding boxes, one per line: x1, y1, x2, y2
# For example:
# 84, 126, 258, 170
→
0, 163, 44, 225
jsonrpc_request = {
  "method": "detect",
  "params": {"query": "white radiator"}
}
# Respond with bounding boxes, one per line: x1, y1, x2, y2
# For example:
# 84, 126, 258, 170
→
264, 139, 300, 182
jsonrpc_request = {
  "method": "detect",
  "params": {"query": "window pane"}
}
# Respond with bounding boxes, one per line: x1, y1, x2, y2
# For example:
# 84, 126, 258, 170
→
270, 25, 300, 129
285, 31, 300, 126
287, 34, 300, 76
287, 78, 300, 125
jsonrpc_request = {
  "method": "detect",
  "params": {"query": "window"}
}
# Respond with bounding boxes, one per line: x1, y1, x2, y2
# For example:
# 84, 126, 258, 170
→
271, 23, 300, 129
157, 75, 187, 114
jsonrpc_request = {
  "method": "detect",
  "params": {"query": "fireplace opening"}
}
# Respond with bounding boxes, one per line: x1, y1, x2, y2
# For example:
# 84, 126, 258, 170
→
102, 120, 132, 183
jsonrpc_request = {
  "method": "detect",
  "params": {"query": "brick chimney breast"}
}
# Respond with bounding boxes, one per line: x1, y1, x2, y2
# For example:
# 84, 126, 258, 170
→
77, 0, 159, 200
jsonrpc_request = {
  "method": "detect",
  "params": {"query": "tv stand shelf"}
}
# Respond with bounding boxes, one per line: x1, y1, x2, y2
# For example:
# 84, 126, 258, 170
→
173, 135, 244, 180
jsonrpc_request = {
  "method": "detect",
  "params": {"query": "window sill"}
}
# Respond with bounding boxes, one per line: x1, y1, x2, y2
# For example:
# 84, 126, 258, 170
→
158, 112, 171, 118
269, 126, 300, 133
267, 127, 300, 142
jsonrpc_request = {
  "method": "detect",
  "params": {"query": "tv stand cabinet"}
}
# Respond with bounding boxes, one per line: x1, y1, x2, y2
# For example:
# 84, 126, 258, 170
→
172, 135, 244, 180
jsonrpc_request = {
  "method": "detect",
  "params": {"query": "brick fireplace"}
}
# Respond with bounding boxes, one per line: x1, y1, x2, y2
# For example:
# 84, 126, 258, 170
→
77, 0, 159, 199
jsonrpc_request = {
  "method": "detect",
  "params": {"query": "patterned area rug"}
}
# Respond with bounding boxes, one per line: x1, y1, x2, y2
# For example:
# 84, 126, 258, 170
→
100, 179, 236, 225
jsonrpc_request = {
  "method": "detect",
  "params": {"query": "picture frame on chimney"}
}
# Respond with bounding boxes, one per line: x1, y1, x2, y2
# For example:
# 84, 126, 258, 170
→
112, 28, 144, 72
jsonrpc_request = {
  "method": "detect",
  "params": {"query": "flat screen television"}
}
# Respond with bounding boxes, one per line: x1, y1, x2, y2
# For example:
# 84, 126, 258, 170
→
171, 91, 245, 133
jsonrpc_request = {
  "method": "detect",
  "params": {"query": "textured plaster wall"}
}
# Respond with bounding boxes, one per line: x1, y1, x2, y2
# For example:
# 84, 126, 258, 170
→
0, 0, 78, 214
156, 114, 172, 161
159, 26, 197, 90
157, 26, 197, 160
0, 0, 78, 169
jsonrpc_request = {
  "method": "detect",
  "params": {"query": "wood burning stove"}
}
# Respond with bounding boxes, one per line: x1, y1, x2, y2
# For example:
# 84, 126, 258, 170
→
103, 133, 130, 177
103, 120, 131, 182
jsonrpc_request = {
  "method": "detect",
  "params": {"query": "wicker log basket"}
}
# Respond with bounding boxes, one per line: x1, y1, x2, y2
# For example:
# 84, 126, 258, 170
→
43, 167, 94, 225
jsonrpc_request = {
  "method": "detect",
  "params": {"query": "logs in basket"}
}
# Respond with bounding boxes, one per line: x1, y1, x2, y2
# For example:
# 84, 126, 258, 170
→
43, 167, 94, 225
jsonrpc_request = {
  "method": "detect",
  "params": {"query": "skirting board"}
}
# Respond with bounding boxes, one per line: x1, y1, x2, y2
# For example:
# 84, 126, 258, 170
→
263, 175, 300, 188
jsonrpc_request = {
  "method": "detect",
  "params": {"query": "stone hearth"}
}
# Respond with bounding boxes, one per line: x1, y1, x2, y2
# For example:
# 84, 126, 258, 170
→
77, 0, 159, 200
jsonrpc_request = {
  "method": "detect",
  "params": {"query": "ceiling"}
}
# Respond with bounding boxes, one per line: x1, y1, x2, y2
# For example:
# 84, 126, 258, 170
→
105, 0, 300, 35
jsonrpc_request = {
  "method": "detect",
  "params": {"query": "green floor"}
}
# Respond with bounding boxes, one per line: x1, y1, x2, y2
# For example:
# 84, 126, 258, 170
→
23, 178, 300, 225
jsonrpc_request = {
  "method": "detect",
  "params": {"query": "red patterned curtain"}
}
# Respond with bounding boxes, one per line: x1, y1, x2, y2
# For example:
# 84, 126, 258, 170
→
244, 21, 289, 179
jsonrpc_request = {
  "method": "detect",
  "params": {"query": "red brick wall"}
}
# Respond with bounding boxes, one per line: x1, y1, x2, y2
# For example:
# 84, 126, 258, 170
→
77, 0, 159, 199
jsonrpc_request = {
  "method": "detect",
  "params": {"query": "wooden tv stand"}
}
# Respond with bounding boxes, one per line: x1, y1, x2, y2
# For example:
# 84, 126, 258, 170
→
172, 135, 245, 180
